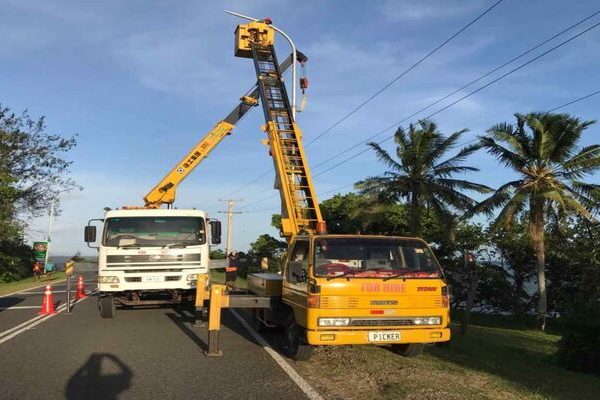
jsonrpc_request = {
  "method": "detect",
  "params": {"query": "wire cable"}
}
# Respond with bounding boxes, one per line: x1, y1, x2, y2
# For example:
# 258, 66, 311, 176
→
310, 10, 600, 171
312, 19, 600, 178
304, 0, 506, 147
224, 0, 505, 198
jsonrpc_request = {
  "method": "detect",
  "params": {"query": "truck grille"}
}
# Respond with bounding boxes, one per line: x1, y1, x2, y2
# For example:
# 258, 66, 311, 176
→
107, 254, 201, 263
165, 276, 181, 281
350, 318, 414, 327
125, 277, 141, 282
320, 296, 359, 308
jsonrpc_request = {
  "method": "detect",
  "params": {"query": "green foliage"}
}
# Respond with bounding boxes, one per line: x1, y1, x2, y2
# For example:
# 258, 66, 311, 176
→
356, 119, 490, 236
0, 105, 78, 282
209, 249, 226, 259
320, 193, 409, 235
249, 234, 286, 259
472, 112, 600, 328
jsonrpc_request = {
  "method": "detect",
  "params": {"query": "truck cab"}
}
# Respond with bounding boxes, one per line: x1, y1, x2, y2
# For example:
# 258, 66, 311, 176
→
85, 208, 220, 317
279, 234, 451, 359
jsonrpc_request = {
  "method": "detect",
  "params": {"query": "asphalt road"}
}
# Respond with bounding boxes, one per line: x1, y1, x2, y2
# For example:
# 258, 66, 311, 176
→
0, 262, 314, 400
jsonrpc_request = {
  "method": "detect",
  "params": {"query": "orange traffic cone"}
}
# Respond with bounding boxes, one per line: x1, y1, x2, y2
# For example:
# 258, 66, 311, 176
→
38, 285, 56, 315
75, 275, 87, 299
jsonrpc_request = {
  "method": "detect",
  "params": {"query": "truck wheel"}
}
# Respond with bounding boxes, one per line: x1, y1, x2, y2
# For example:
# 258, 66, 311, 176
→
99, 296, 116, 318
284, 315, 314, 361
391, 343, 424, 357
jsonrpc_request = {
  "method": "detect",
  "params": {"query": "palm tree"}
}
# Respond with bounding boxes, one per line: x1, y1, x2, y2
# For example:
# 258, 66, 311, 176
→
472, 112, 600, 330
356, 119, 491, 237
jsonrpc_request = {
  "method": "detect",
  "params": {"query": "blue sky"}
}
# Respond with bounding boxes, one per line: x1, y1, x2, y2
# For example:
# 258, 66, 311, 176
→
2, 0, 599, 256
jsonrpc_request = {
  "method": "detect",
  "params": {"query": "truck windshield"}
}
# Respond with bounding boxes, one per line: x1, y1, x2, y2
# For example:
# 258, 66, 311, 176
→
313, 237, 441, 278
103, 217, 205, 247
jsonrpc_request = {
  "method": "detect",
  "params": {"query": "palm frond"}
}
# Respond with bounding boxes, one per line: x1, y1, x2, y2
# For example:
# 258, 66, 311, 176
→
436, 178, 493, 194
479, 136, 528, 171
366, 142, 402, 172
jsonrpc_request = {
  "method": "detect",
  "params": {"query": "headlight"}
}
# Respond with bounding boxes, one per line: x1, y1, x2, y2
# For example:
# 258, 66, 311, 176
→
318, 318, 351, 327
413, 316, 441, 325
98, 276, 119, 283
186, 274, 198, 281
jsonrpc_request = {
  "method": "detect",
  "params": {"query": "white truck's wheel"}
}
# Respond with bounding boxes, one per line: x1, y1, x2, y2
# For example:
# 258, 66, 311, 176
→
99, 296, 116, 318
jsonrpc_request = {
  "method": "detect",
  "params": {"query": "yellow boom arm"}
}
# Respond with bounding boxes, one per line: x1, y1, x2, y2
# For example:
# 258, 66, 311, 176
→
235, 21, 325, 239
143, 53, 295, 208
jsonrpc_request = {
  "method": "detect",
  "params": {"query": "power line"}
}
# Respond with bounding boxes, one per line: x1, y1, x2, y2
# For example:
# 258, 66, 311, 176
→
549, 89, 600, 112
312, 19, 600, 179
230, 9, 600, 206
224, 0, 505, 199
304, 0, 506, 147
241, 86, 600, 212
310, 10, 600, 171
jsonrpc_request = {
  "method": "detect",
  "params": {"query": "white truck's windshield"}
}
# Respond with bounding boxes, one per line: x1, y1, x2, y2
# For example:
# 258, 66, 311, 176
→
103, 217, 205, 247
313, 237, 441, 278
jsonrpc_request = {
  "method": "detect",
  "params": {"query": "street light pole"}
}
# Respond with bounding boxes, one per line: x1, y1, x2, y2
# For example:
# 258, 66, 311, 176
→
43, 196, 57, 267
223, 10, 299, 120
43, 189, 71, 267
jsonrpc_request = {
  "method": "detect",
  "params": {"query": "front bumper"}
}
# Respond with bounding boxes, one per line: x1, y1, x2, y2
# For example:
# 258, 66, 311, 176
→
306, 327, 450, 346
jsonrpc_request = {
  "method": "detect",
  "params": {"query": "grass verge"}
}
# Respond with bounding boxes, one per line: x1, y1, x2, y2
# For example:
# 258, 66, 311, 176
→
295, 321, 600, 400
0, 272, 67, 297
209, 270, 248, 289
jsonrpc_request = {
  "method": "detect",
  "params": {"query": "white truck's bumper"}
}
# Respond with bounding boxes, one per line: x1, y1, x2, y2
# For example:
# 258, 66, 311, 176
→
98, 270, 201, 292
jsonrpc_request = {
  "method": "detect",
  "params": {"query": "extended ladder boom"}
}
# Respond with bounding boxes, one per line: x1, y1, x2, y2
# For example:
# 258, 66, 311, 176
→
143, 54, 295, 208
235, 21, 324, 239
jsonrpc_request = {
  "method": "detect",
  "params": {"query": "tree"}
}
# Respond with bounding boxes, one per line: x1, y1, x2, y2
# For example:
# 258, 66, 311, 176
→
249, 234, 286, 259
210, 249, 226, 259
472, 112, 600, 330
320, 193, 408, 235
0, 105, 79, 217
0, 105, 78, 281
356, 120, 490, 236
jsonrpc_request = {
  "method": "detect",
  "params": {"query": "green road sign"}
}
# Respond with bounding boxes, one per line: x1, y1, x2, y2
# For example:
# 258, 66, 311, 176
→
33, 241, 48, 261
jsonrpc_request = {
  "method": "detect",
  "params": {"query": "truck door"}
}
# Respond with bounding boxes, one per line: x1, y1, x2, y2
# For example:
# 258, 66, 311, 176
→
282, 239, 309, 323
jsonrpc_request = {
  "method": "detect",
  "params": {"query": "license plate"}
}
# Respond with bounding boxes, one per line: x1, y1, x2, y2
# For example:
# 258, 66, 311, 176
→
143, 276, 163, 283
368, 331, 401, 342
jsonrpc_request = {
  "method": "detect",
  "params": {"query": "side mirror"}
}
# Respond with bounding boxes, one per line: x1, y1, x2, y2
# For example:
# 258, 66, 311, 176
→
84, 225, 97, 243
210, 220, 222, 245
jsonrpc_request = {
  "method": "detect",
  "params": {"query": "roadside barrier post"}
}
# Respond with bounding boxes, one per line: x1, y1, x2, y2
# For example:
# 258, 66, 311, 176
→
65, 261, 74, 313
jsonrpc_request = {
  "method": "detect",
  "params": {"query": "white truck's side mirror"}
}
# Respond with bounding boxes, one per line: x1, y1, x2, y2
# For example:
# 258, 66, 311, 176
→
84, 225, 96, 243
210, 220, 222, 245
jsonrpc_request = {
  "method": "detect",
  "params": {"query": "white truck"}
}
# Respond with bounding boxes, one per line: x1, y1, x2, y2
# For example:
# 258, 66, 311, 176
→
84, 208, 221, 318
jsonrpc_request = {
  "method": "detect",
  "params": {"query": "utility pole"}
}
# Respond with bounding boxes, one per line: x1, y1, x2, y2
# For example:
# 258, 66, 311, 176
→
218, 199, 242, 256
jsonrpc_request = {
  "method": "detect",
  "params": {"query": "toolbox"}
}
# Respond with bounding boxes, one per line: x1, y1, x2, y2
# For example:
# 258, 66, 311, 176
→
247, 273, 283, 296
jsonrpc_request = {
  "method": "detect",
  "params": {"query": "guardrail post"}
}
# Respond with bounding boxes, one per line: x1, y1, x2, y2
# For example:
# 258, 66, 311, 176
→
193, 274, 209, 327
205, 284, 226, 356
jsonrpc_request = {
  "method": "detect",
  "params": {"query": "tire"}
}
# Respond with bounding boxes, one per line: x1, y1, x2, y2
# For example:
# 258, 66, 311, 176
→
391, 343, 424, 357
284, 315, 314, 361
99, 296, 116, 318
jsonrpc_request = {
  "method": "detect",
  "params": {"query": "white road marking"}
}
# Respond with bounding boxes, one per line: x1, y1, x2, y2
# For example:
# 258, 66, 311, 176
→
0, 279, 67, 298
0, 306, 41, 310
0, 289, 97, 345
19, 290, 73, 294
181, 310, 194, 318
230, 309, 324, 400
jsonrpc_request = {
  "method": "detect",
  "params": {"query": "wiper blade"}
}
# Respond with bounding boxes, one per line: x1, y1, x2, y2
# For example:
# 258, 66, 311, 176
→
326, 270, 357, 281
162, 243, 188, 249
117, 244, 140, 249
382, 270, 434, 280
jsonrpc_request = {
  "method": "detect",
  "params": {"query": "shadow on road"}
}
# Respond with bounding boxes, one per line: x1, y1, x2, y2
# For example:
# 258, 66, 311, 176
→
65, 353, 133, 400
0, 297, 25, 312
165, 308, 209, 352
